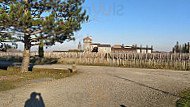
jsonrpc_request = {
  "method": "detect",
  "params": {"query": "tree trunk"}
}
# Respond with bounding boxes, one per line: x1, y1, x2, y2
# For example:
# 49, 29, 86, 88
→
21, 48, 30, 72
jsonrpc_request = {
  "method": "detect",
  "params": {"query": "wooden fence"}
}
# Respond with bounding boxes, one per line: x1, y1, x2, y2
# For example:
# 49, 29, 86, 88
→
0, 52, 190, 70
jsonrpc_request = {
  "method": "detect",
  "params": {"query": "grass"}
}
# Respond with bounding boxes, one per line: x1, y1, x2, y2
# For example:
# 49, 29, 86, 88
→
0, 66, 75, 91
176, 89, 190, 107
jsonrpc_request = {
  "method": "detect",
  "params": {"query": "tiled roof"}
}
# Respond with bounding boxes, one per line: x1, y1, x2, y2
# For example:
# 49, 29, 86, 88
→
98, 44, 111, 47
113, 45, 122, 47
113, 45, 122, 48
83, 37, 92, 40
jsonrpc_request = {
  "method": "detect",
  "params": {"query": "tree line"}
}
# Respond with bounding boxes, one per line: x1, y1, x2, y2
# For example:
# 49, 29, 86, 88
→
173, 41, 190, 53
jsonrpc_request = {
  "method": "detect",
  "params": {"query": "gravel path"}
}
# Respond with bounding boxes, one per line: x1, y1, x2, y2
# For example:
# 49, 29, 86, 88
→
0, 65, 190, 107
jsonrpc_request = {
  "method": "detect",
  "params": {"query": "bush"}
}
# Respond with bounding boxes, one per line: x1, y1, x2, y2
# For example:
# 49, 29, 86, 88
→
30, 56, 58, 64
0, 56, 58, 64
38, 40, 44, 58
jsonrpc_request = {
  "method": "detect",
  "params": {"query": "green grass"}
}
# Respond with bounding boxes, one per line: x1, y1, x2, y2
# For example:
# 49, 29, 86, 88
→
0, 66, 75, 91
176, 89, 190, 107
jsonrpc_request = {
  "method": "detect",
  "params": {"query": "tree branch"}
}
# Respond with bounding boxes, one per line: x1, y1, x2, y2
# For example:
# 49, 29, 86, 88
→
30, 30, 42, 35
31, 43, 40, 46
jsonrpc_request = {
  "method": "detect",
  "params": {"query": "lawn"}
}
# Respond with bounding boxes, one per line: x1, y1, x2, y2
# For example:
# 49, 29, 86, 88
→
176, 89, 190, 107
0, 66, 75, 91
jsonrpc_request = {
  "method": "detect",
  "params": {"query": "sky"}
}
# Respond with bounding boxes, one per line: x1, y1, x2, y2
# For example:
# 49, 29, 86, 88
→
27, 0, 190, 52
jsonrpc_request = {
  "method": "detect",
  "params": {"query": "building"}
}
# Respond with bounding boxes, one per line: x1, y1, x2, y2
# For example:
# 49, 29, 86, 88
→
83, 36, 153, 53
124, 46, 133, 48
78, 42, 82, 51
136, 48, 152, 54
113, 45, 122, 48
83, 36, 92, 52
111, 48, 136, 53
83, 36, 111, 53
112, 45, 153, 53
98, 44, 111, 53
90, 43, 100, 52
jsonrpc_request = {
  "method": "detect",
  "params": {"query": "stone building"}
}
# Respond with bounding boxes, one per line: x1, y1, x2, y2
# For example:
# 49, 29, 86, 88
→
113, 45, 122, 48
83, 36, 111, 53
97, 44, 111, 53
90, 43, 100, 51
78, 42, 82, 51
83, 36, 92, 52
83, 36, 153, 53
111, 47, 136, 53
136, 47, 152, 54
112, 45, 153, 53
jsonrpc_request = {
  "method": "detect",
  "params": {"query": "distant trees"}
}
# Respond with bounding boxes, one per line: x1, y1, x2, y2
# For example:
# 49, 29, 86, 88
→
173, 41, 190, 53
38, 40, 44, 58
0, 41, 18, 52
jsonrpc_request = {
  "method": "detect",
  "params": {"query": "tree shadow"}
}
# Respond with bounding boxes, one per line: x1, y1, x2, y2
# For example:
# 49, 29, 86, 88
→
24, 92, 45, 107
0, 65, 8, 70
111, 75, 180, 98
110, 74, 190, 107
0, 61, 16, 70
0, 61, 54, 71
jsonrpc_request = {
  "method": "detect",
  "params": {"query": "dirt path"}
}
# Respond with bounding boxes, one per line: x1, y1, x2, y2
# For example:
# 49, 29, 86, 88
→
0, 65, 190, 107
